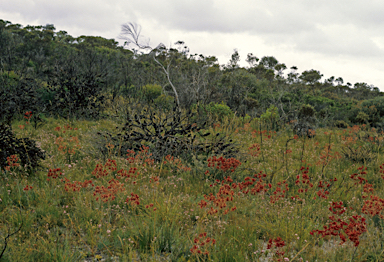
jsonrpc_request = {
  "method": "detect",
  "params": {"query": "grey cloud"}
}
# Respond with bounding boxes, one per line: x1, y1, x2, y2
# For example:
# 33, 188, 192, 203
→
2, 0, 124, 37
125, 0, 384, 34
290, 24, 384, 59
125, 0, 384, 56
127, 0, 317, 34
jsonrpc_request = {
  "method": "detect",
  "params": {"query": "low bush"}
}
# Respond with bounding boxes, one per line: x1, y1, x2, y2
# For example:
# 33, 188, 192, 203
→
141, 84, 163, 102
195, 102, 234, 122
120, 106, 238, 162
0, 124, 45, 172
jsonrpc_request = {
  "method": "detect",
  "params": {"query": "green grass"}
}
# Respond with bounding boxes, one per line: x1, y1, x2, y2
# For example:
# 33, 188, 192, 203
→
1, 114, 384, 261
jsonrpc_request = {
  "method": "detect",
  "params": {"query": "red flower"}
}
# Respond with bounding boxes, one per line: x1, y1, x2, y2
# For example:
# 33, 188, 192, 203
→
23, 185, 33, 191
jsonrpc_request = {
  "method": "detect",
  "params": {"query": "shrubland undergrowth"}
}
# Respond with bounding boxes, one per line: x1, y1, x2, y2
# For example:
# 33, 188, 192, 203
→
1, 108, 384, 262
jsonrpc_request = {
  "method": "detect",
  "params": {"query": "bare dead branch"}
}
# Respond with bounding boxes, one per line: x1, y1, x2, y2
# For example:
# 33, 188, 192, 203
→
119, 22, 180, 108
0, 213, 23, 259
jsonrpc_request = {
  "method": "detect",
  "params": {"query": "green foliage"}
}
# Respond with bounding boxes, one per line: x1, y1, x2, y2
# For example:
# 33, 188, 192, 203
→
299, 69, 323, 84
304, 95, 335, 112
141, 84, 163, 102
356, 111, 369, 124
243, 97, 259, 110
48, 46, 106, 119
317, 108, 329, 120
3, 18, 384, 261
352, 96, 384, 126
257, 105, 280, 131
334, 120, 349, 128
36, 84, 55, 105
260, 105, 277, 120
118, 84, 135, 98
0, 18, 383, 125
220, 69, 258, 110
341, 143, 376, 163
340, 128, 380, 163
198, 102, 234, 121
298, 104, 316, 119
260, 105, 279, 123
362, 97, 384, 117
153, 94, 175, 111
259, 56, 278, 70
293, 104, 317, 137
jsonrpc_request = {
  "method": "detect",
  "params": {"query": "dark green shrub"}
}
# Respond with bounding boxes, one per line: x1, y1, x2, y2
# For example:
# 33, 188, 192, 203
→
117, 107, 238, 162
298, 104, 316, 120
0, 124, 45, 172
47, 49, 106, 119
317, 108, 329, 119
0, 73, 40, 125
260, 105, 280, 130
119, 84, 135, 98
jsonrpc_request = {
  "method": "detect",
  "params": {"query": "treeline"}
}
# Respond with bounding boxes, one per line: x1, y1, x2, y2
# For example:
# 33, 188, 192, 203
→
1, 19, 384, 129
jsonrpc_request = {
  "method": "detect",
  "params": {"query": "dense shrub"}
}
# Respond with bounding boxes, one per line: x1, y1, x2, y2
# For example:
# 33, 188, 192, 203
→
119, 106, 238, 162
141, 84, 163, 102
196, 102, 234, 122
0, 73, 40, 125
298, 104, 316, 121
47, 49, 106, 119
243, 97, 259, 110
0, 124, 45, 172
361, 97, 384, 118
153, 94, 175, 111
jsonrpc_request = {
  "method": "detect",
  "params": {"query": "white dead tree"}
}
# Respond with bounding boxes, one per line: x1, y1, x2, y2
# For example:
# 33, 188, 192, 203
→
119, 22, 180, 108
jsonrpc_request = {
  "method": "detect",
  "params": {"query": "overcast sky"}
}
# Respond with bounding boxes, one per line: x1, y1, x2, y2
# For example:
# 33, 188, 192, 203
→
2, 0, 384, 90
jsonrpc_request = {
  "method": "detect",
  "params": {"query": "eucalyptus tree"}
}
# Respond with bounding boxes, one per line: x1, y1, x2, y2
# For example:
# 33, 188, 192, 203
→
286, 66, 299, 84
226, 49, 240, 71
335, 77, 344, 86
299, 69, 323, 85
245, 53, 259, 68
259, 56, 278, 70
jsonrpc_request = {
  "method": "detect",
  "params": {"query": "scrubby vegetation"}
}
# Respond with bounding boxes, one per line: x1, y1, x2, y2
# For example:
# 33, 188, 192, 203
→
2, 19, 384, 261
2, 105, 384, 261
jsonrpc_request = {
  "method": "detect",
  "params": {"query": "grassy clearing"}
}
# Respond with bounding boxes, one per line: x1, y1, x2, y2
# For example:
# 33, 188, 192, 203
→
1, 114, 384, 261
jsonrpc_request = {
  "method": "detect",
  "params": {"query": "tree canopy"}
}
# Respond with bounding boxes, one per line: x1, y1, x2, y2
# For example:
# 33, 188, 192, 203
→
0, 19, 383, 127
